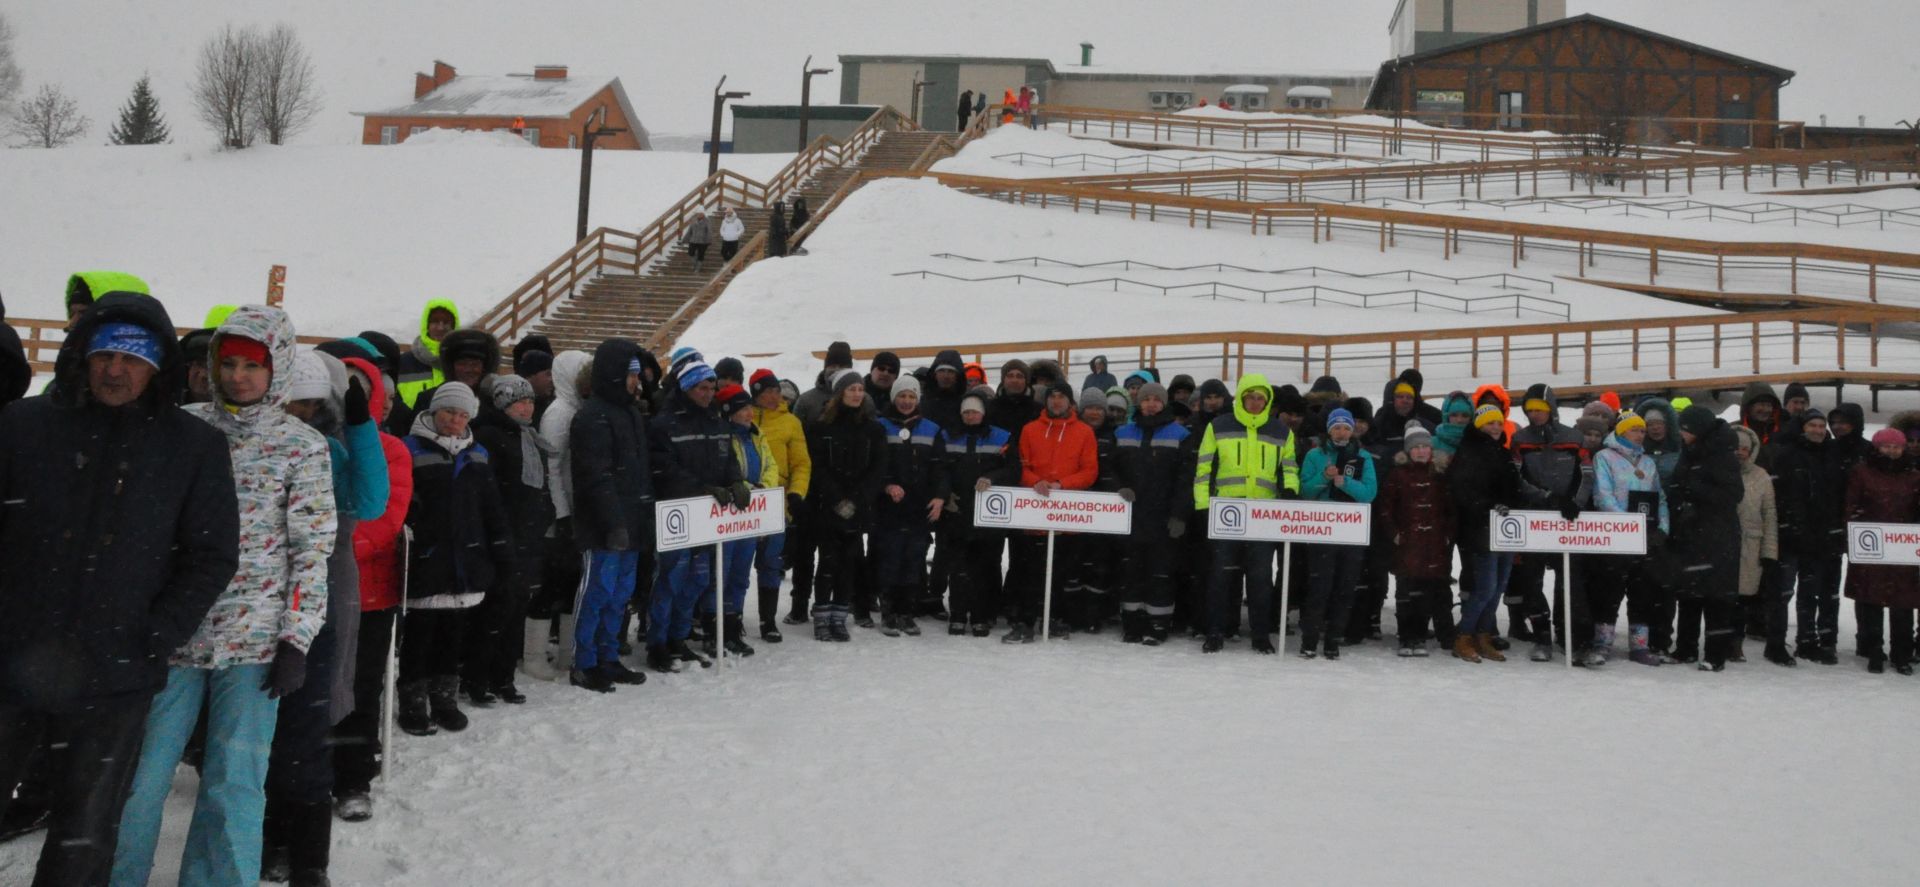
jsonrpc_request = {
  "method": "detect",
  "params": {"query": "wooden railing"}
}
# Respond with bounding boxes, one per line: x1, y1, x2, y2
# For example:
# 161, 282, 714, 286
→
6, 317, 333, 373
871, 171, 1920, 303
821, 305, 1920, 393
1016, 104, 1808, 158
474, 105, 920, 344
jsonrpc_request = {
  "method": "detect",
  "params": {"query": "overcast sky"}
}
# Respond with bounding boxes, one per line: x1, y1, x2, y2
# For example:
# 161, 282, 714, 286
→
7, 0, 1915, 145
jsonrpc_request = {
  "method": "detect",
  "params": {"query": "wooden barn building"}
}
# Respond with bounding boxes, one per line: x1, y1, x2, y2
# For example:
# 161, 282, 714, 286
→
353, 61, 651, 150
1366, 14, 1796, 148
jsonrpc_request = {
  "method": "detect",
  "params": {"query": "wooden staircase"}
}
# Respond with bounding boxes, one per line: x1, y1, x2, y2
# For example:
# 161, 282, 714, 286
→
530, 130, 947, 353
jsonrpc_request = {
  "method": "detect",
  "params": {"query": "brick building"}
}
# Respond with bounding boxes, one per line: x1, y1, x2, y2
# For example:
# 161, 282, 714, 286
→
1366, 14, 1795, 148
352, 61, 651, 149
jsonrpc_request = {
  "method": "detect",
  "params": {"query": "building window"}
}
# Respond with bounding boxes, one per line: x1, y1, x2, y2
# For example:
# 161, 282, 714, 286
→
522, 128, 540, 147
408, 125, 427, 138
568, 134, 578, 149
1497, 92, 1525, 129
1148, 90, 1193, 111
379, 125, 398, 145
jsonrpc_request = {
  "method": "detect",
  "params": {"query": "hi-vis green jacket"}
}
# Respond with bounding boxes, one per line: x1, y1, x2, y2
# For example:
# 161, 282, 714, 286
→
1193, 374, 1300, 509
397, 298, 460, 409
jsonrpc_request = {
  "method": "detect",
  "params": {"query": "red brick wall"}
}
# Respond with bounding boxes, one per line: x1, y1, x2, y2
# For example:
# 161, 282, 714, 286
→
360, 86, 643, 149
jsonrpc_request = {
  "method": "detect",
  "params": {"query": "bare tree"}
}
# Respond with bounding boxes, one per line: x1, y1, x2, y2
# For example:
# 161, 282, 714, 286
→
0, 12, 21, 109
192, 24, 257, 148
6, 83, 90, 148
248, 24, 321, 145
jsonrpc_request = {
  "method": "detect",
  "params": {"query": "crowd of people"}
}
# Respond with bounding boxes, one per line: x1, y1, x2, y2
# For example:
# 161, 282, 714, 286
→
3, 277, 1918, 886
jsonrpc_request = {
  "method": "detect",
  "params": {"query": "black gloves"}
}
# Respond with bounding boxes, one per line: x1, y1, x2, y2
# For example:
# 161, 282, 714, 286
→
343, 377, 372, 426
1494, 504, 1511, 517
607, 526, 631, 552
787, 493, 806, 518
264, 642, 307, 700
1648, 528, 1668, 549
1279, 488, 1300, 501
1558, 498, 1581, 522
708, 486, 732, 507
730, 481, 754, 508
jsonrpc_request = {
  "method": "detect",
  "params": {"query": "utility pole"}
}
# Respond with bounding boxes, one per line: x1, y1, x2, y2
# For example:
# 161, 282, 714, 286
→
577, 105, 629, 243
710, 75, 751, 176
798, 55, 835, 152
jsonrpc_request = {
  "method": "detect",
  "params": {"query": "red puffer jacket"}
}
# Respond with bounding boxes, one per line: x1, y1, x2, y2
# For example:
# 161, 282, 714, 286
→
344, 355, 414, 611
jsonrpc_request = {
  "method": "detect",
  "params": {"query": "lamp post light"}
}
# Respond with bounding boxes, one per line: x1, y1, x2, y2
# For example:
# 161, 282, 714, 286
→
911, 76, 939, 129
710, 75, 751, 176
577, 106, 628, 244
798, 55, 835, 152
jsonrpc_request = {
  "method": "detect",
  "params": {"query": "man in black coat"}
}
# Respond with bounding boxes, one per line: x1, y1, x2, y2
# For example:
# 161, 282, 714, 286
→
1765, 408, 1848, 663
567, 339, 654, 691
646, 357, 742, 669
1671, 405, 1746, 671
0, 292, 239, 886
0, 291, 30, 408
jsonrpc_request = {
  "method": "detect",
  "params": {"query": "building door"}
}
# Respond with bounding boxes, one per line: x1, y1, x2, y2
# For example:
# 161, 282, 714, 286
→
922, 62, 960, 131
1719, 100, 1752, 148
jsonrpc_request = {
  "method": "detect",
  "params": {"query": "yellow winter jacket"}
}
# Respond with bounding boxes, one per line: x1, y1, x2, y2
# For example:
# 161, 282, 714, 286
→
731, 425, 780, 489
1193, 373, 1300, 508
753, 401, 812, 498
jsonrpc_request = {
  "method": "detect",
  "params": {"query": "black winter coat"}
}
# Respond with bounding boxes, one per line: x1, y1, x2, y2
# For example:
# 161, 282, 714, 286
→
806, 403, 887, 534
0, 291, 28, 408
1770, 432, 1848, 559
649, 387, 741, 499
405, 435, 513, 598
1113, 411, 1195, 526
472, 410, 557, 560
570, 339, 654, 551
939, 421, 1022, 537
1669, 418, 1745, 600
986, 388, 1042, 445
878, 408, 949, 526
1447, 430, 1521, 554
0, 293, 239, 712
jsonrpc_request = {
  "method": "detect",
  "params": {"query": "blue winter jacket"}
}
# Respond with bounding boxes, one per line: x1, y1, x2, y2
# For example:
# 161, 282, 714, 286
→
1300, 439, 1379, 504
332, 417, 390, 520
1592, 433, 1670, 533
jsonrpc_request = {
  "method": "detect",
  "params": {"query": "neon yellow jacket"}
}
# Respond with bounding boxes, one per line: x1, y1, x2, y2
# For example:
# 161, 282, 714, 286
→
1193, 373, 1300, 508
396, 298, 460, 409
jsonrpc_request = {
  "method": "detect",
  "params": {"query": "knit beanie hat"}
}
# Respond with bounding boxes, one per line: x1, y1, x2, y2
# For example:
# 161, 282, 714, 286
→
491, 373, 535, 410
717, 383, 752, 417
1800, 407, 1827, 425
1677, 404, 1718, 438
1474, 404, 1506, 429
1169, 375, 1195, 396
670, 346, 700, 366
1272, 385, 1307, 416
431, 381, 480, 417
1873, 428, 1906, 447
1574, 416, 1608, 438
1599, 391, 1622, 412
961, 393, 987, 415
1105, 391, 1129, 412
1615, 413, 1646, 436
287, 352, 334, 403
1403, 426, 1433, 450
1044, 381, 1075, 404
677, 358, 716, 390
1078, 388, 1108, 413
830, 367, 863, 395
714, 356, 744, 383
1137, 382, 1168, 404
892, 374, 921, 402
1582, 400, 1617, 423
871, 351, 901, 373
825, 341, 854, 369
514, 348, 553, 379
1327, 407, 1355, 430
1001, 358, 1029, 380
749, 368, 781, 398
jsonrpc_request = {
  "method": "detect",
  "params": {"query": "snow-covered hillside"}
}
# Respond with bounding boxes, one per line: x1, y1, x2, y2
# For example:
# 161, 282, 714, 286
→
0, 141, 790, 337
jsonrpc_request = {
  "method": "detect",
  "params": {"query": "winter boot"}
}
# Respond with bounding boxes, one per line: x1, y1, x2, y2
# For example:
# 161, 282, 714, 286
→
1452, 635, 1482, 662
1592, 625, 1616, 663
669, 639, 714, 667
1145, 618, 1170, 646
1475, 633, 1507, 662
897, 614, 922, 637
812, 606, 832, 641
397, 680, 436, 736
291, 870, 332, 887
1251, 633, 1277, 655
492, 681, 527, 704
828, 607, 852, 642
971, 622, 993, 638
262, 843, 293, 882
1202, 633, 1225, 653
645, 645, 681, 674
286, 800, 332, 884
601, 659, 649, 685
949, 620, 967, 636
570, 665, 616, 692
428, 676, 468, 732
1628, 625, 1661, 666
1121, 611, 1145, 644
1763, 643, 1797, 666
1001, 623, 1034, 644
1529, 643, 1553, 663
332, 792, 372, 823
1869, 653, 1887, 674
723, 615, 757, 656
519, 618, 558, 681
460, 679, 496, 706
877, 613, 903, 638
760, 617, 783, 643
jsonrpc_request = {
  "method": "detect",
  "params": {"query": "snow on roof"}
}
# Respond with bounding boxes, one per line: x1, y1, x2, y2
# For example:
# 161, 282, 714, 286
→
358, 73, 618, 119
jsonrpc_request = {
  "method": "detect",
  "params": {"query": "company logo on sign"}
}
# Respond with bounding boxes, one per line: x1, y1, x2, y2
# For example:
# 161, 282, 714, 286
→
979, 489, 1014, 525
1214, 501, 1248, 537
1495, 514, 1528, 549
660, 503, 691, 547
1854, 526, 1885, 561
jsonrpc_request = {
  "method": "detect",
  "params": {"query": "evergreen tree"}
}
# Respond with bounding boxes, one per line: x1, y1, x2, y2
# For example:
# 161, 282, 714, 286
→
109, 75, 171, 145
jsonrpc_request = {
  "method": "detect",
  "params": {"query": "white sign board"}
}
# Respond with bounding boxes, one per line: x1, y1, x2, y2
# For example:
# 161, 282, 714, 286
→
974, 486, 1132, 535
1207, 498, 1372, 546
1848, 522, 1920, 566
1487, 510, 1647, 555
654, 487, 788, 552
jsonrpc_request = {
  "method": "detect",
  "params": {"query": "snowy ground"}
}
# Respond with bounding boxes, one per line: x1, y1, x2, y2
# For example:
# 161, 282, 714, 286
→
0, 138, 791, 338
7, 596, 1909, 887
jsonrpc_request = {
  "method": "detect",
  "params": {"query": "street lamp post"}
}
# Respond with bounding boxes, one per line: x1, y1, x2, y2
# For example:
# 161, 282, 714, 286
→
710, 75, 751, 176
798, 55, 835, 152
577, 106, 628, 243
911, 76, 939, 129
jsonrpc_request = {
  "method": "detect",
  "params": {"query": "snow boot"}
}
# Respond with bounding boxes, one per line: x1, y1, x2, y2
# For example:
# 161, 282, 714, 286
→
397, 680, 436, 736
428, 676, 468, 733
828, 607, 852, 642
1144, 618, 1170, 647
646, 646, 681, 674
1323, 644, 1341, 661
1397, 644, 1416, 657
1411, 642, 1431, 658
332, 792, 372, 823
1120, 611, 1144, 644
1489, 634, 1513, 652
1764, 643, 1797, 667
1202, 633, 1225, 653
491, 681, 527, 704
898, 614, 922, 637
1592, 625, 1616, 663
1698, 660, 1727, 673
291, 869, 332, 887
262, 843, 292, 882
1452, 635, 1482, 663
760, 620, 784, 643
1475, 633, 1507, 662
460, 679, 496, 706
971, 622, 994, 638
669, 639, 714, 668
1869, 654, 1887, 674
1251, 633, 1277, 655
1529, 643, 1553, 663
723, 615, 757, 656
1001, 623, 1034, 644
519, 618, 557, 681
602, 660, 649, 685
949, 620, 968, 636
784, 610, 811, 626
571, 665, 617, 692
1628, 624, 1661, 666
877, 613, 903, 638
1897, 662, 1915, 676
812, 606, 832, 642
